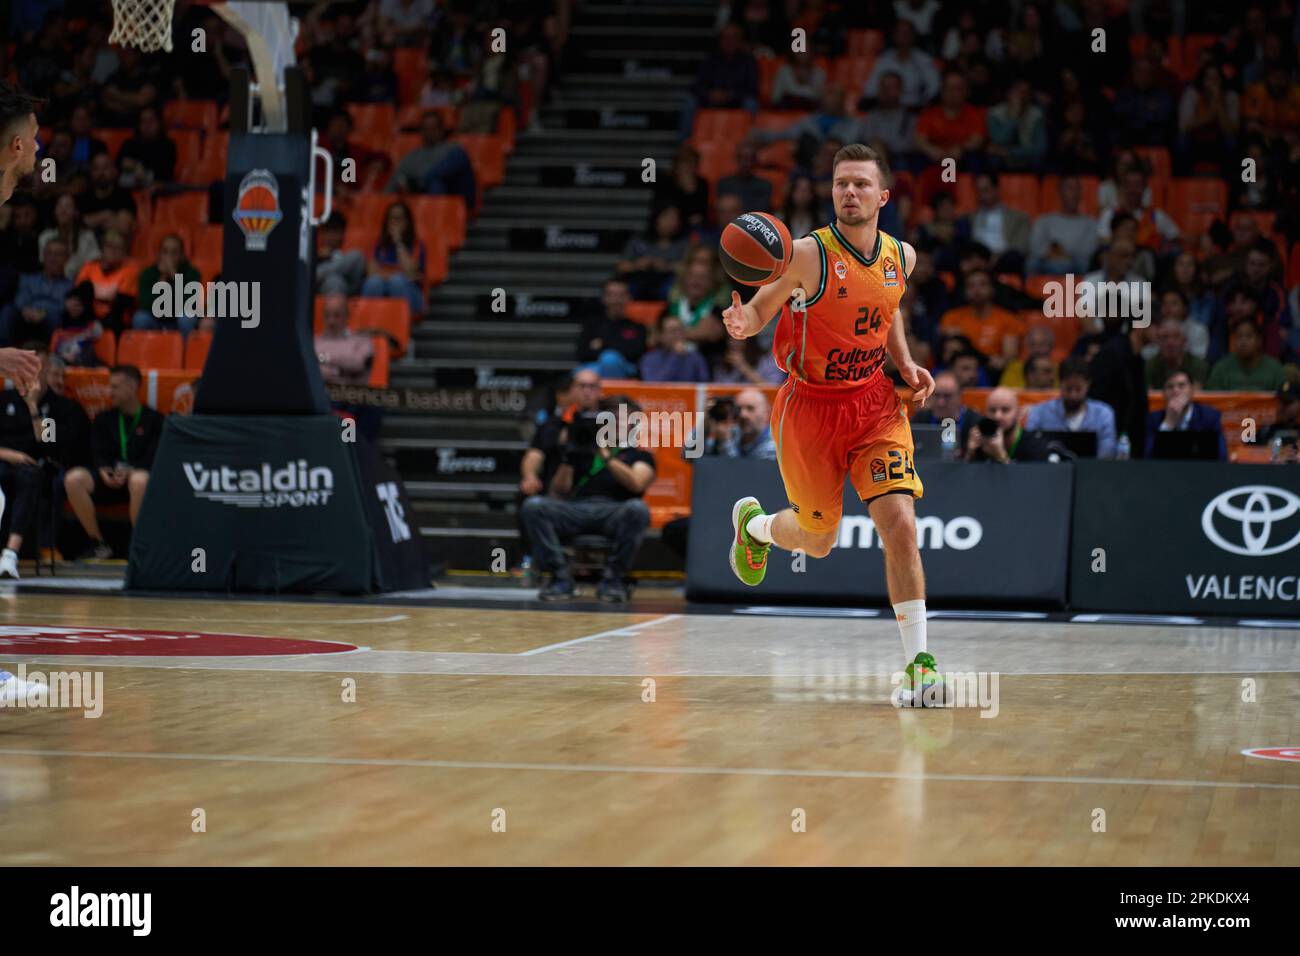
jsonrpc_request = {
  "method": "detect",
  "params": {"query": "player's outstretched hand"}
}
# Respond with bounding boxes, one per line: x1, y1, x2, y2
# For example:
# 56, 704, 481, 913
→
722, 291, 751, 339
900, 362, 935, 406
0, 347, 41, 395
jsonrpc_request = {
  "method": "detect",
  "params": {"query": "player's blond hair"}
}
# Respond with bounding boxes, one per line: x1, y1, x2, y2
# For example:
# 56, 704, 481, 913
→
832, 143, 892, 187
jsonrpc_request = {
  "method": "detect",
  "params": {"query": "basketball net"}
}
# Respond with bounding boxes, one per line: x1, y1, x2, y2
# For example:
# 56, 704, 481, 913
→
108, 0, 177, 53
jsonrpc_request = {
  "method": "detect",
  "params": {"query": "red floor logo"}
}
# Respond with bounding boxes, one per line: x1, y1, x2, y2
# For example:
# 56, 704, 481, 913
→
1241, 747, 1300, 762
0, 626, 357, 656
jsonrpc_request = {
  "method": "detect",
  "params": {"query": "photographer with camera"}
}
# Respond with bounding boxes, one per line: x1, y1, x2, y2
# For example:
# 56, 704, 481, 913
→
963, 387, 1052, 463
521, 395, 657, 603
705, 389, 777, 459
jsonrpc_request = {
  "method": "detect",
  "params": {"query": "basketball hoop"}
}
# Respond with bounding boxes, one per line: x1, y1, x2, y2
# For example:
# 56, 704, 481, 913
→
108, 0, 178, 53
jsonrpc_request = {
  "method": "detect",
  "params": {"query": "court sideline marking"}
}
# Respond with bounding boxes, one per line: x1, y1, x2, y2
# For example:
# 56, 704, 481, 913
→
518, 614, 682, 656
0, 747, 1294, 791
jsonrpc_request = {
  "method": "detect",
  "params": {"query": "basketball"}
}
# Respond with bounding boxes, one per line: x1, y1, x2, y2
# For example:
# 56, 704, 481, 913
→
719, 211, 794, 286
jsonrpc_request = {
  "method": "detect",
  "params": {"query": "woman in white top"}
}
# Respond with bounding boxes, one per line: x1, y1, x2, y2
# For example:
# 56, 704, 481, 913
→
37, 193, 100, 281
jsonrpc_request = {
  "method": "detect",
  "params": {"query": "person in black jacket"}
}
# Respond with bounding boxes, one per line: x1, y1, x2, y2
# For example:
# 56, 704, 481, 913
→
1086, 315, 1149, 456
24, 351, 91, 561
63, 364, 164, 559
0, 384, 41, 578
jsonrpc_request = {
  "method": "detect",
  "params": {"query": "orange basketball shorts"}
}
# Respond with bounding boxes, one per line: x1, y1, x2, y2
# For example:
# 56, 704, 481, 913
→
771, 372, 924, 534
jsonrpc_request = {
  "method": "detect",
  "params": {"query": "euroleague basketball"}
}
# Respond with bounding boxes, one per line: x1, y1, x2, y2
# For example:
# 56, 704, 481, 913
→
719, 211, 793, 286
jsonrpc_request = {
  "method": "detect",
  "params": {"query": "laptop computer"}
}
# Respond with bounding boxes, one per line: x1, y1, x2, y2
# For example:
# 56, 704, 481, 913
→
1031, 429, 1099, 459
1150, 429, 1221, 460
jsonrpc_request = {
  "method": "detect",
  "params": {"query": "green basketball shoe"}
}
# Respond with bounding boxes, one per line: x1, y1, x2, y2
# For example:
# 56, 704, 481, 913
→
729, 496, 771, 586
895, 652, 946, 708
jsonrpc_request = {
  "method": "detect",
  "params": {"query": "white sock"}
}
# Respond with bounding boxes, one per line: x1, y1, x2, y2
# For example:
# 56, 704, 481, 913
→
745, 512, 775, 544
1, 548, 15, 560
893, 599, 927, 662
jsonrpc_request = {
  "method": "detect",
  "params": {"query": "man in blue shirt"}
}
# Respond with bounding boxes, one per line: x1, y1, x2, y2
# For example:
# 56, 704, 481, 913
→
2, 238, 71, 346
1025, 356, 1119, 458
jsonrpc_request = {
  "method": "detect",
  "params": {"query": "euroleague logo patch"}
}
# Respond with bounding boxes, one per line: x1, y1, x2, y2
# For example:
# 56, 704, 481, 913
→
0, 626, 357, 657
882, 256, 898, 287
834, 259, 847, 279
870, 457, 887, 483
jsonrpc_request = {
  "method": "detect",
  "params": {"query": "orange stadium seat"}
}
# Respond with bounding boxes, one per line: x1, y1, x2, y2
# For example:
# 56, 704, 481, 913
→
1024, 274, 1056, 299
1133, 146, 1171, 182
411, 195, 467, 249
144, 369, 200, 413
63, 368, 112, 418
368, 336, 391, 388
1179, 35, 1219, 82
348, 103, 397, 140
998, 273, 1024, 290
1039, 175, 1100, 217
118, 330, 184, 369
170, 129, 203, 180
757, 55, 783, 106
691, 109, 753, 147
755, 168, 788, 212
184, 330, 212, 370
1288, 243, 1300, 288
177, 132, 227, 184
133, 190, 152, 228
388, 132, 422, 168
393, 48, 429, 106
695, 141, 737, 184
1166, 178, 1227, 234
163, 99, 219, 138
94, 330, 117, 367
829, 56, 877, 96
192, 224, 223, 264
625, 301, 666, 326
352, 298, 412, 356
846, 29, 885, 57
397, 103, 458, 131
154, 192, 210, 228
998, 173, 1040, 217
496, 105, 516, 149
453, 133, 506, 187
94, 128, 132, 160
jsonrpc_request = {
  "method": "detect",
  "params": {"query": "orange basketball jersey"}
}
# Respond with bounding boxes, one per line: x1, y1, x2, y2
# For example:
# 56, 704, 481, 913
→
773, 224, 907, 386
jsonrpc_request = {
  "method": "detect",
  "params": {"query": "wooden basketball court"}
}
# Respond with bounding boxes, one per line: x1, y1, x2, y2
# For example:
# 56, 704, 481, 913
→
0, 592, 1296, 865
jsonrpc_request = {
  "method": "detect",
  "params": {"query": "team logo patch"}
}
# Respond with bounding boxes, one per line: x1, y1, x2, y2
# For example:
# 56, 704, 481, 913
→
233, 169, 283, 252
790, 502, 799, 513
837, 285, 848, 298
834, 259, 847, 279
870, 457, 887, 482
882, 256, 898, 286
812, 510, 823, 520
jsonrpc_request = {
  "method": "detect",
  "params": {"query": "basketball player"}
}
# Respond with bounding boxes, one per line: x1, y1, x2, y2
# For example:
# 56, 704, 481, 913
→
722, 143, 941, 705
0, 80, 51, 705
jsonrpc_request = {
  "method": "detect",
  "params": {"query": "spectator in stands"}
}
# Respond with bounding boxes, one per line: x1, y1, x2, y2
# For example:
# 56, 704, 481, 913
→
63, 364, 162, 559
396, 112, 476, 213
964, 172, 1030, 273
939, 269, 1023, 376
665, 254, 728, 361
362, 201, 426, 316
654, 145, 710, 229
1167, 250, 1216, 328
915, 192, 969, 273
577, 278, 647, 379
133, 233, 201, 334
617, 205, 688, 301
117, 105, 175, 188
1263, 381, 1300, 443
858, 72, 916, 169
914, 71, 986, 172
1025, 356, 1118, 459
521, 368, 600, 501
418, 67, 464, 110
716, 141, 773, 212
1098, 165, 1180, 251
713, 387, 777, 458
1241, 60, 1300, 147
1111, 55, 1175, 147
67, 104, 108, 170
999, 324, 1055, 388
964, 386, 1053, 463
315, 291, 373, 386
1211, 286, 1284, 364
2, 239, 69, 347
1156, 288, 1210, 359
679, 22, 759, 139
713, 337, 769, 386
1177, 65, 1239, 175
38, 194, 99, 281
80, 154, 136, 239
1049, 97, 1102, 174
781, 173, 819, 240
0, 377, 41, 579
1224, 239, 1292, 351
354, 44, 399, 104
1102, 212, 1156, 281
27, 352, 90, 469
899, 244, 949, 354
746, 86, 854, 167
1075, 238, 1144, 336
948, 348, 988, 388
1027, 176, 1098, 275
954, 241, 1041, 311
1146, 316, 1209, 389
315, 211, 366, 297
73, 229, 137, 333
1206, 316, 1287, 391
639, 314, 710, 383
1024, 353, 1057, 388
377, 0, 437, 47
0, 196, 41, 292
865, 19, 940, 109
912, 369, 978, 445
320, 110, 390, 196
49, 282, 103, 367
1145, 369, 1226, 459
39, 130, 88, 194
98, 47, 160, 127
986, 78, 1047, 172
769, 52, 826, 110
522, 395, 656, 603
1083, 306, 1151, 457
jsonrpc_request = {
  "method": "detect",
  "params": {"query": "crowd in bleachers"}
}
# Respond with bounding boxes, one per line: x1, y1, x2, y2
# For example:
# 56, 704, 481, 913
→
584, 0, 1300, 461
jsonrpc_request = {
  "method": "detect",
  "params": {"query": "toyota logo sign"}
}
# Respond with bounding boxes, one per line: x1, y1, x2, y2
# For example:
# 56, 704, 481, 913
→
1202, 485, 1300, 556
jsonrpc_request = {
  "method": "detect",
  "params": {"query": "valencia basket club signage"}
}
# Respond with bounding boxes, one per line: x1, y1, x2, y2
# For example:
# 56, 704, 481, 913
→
686, 459, 1073, 606
1071, 461, 1300, 614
